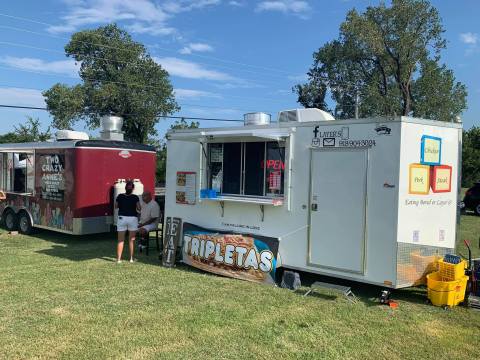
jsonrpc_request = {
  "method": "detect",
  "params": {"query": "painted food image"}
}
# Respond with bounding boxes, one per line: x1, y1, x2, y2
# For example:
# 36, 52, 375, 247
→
430, 165, 452, 193
176, 173, 186, 186
409, 164, 430, 195
420, 135, 441, 165
175, 191, 186, 203
408, 135, 452, 195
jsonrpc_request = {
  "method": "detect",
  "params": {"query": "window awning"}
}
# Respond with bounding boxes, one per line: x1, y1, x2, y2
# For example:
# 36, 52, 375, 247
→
169, 128, 292, 142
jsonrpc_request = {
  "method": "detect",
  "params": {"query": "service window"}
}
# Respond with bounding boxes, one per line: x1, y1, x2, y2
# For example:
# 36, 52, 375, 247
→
0, 152, 34, 194
207, 141, 285, 198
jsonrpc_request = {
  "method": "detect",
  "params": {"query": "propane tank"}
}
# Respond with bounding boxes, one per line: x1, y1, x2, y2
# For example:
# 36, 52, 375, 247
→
113, 179, 144, 225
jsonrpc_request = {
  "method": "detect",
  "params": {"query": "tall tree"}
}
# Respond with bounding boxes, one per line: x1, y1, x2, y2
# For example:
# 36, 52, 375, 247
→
43, 24, 179, 143
156, 119, 200, 185
295, 0, 467, 121
462, 127, 480, 188
0, 117, 51, 143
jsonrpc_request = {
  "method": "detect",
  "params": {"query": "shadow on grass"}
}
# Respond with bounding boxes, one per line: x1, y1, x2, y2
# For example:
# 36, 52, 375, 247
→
286, 269, 427, 307
29, 228, 162, 266
22, 227, 429, 306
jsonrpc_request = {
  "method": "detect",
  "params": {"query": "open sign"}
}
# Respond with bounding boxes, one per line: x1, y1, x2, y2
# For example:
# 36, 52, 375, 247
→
261, 159, 285, 170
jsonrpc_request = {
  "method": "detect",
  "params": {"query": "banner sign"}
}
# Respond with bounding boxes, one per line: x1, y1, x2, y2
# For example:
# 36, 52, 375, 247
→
182, 223, 279, 284
163, 217, 182, 268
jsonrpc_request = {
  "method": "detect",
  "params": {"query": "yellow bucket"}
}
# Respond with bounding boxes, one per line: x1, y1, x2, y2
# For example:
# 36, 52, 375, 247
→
437, 259, 466, 281
426, 272, 468, 307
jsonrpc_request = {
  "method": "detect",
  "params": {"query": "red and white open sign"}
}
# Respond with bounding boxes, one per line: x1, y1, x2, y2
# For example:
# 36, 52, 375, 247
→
269, 171, 282, 191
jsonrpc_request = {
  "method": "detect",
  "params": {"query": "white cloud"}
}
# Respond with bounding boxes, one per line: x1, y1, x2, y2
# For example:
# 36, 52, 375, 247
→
179, 43, 214, 55
460, 32, 478, 45
0, 87, 46, 108
163, 0, 221, 14
47, 0, 221, 36
154, 57, 235, 81
256, 1, 311, 17
174, 88, 221, 99
47, 0, 169, 34
229, 1, 245, 6
0, 56, 79, 76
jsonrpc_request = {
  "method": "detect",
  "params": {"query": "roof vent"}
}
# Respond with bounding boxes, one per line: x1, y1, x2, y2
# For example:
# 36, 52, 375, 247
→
278, 108, 335, 123
56, 130, 90, 141
244, 112, 271, 126
100, 115, 124, 141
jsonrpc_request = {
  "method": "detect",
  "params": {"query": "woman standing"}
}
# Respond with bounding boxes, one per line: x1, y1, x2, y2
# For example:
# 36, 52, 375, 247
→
115, 181, 141, 263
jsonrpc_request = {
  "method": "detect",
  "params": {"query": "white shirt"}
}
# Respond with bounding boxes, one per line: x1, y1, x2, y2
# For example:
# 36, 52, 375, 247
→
140, 199, 160, 227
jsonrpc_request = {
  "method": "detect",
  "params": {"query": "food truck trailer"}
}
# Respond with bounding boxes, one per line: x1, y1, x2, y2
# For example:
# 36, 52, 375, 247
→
0, 116, 156, 235
164, 108, 462, 289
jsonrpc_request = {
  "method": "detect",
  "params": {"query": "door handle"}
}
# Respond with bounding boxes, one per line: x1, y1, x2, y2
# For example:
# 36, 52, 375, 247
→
311, 203, 318, 211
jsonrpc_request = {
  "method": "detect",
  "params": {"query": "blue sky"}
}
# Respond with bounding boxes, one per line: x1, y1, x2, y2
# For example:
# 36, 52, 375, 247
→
0, 0, 478, 138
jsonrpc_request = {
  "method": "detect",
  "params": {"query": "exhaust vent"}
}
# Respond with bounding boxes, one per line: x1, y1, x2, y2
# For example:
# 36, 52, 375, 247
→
100, 115, 124, 141
278, 108, 335, 123
244, 112, 271, 126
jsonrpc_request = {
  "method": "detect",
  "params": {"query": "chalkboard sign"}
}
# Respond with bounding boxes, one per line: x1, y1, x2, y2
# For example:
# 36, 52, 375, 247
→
39, 154, 65, 201
163, 217, 182, 268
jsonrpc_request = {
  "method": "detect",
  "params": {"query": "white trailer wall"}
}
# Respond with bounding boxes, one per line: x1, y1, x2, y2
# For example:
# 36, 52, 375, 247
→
165, 117, 461, 288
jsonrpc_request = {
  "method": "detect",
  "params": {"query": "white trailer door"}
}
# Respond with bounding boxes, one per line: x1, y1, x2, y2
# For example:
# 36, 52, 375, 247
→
308, 148, 368, 274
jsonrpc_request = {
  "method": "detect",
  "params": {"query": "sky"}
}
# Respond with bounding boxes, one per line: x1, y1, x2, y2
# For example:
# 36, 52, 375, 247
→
0, 0, 479, 139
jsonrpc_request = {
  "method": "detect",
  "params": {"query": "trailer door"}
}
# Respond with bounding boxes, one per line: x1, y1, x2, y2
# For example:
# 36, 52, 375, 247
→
309, 148, 368, 274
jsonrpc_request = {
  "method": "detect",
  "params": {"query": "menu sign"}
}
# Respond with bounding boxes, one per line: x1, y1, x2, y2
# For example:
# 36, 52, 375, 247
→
40, 154, 65, 201
176, 171, 196, 205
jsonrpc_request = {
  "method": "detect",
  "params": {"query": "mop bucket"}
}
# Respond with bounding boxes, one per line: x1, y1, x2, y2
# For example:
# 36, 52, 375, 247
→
426, 272, 468, 307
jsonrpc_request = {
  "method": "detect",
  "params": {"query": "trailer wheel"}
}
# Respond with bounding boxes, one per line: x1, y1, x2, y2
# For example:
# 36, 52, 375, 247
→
3, 209, 18, 231
18, 211, 33, 235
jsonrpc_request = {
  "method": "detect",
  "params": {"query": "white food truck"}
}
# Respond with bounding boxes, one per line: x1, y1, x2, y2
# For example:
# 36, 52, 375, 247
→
163, 109, 461, 289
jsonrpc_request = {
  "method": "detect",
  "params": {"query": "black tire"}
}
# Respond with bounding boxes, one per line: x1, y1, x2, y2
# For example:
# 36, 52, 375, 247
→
18, 211, 33, 235
475, 203, 480, 216
3, 209, 18, 231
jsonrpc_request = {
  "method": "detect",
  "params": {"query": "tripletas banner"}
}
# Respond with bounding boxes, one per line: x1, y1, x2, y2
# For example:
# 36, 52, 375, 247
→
182, 223, 279, 284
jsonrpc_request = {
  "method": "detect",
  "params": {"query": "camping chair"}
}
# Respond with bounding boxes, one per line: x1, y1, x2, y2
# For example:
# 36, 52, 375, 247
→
145, 222, 163, 256
138, 213, 163, 256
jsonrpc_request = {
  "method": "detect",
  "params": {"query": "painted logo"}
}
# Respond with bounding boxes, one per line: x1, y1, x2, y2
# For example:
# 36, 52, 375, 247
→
374, 125, 391, 135
118, 150, 132, 159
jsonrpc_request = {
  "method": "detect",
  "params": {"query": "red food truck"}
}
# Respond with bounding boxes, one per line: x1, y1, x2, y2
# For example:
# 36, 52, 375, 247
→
0, 118, 156, 235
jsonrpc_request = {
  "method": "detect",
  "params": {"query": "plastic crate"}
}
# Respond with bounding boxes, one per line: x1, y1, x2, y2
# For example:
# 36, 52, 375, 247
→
437, 259, 466, 281
427, 272, 468, 307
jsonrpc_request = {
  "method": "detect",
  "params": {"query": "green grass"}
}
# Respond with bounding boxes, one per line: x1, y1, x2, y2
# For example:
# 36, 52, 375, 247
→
0, 217, 479, 359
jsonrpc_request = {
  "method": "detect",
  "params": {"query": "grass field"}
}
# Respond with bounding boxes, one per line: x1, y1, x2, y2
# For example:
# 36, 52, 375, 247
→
0, 216, 479, 359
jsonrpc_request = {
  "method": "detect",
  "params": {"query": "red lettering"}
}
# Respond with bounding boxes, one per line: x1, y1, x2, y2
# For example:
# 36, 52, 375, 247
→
261, 159, 285, 170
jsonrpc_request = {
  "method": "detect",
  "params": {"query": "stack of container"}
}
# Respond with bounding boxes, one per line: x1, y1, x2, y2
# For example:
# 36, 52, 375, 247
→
427, 255, 468, 307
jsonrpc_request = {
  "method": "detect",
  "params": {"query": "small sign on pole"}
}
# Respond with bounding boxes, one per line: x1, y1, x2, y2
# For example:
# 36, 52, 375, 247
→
163, 217, 182, 268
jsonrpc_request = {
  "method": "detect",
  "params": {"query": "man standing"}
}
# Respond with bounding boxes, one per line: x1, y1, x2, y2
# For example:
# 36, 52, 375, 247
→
138, 191, 161, 251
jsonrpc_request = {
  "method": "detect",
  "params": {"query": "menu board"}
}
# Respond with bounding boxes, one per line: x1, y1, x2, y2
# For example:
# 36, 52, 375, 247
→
176, 171, 196, 205
39, 154, 65, 201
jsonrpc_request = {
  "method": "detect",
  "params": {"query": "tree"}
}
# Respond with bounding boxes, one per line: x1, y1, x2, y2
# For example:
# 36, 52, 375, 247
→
43, 24, 179, 143
462, 127, 480, 188
295, 0, 467, 121
156, 119, 200, 185
0, 117, 51, 143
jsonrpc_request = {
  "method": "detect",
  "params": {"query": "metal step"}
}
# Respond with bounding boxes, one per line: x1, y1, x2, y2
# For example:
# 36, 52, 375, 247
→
304, 281, 358, 303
